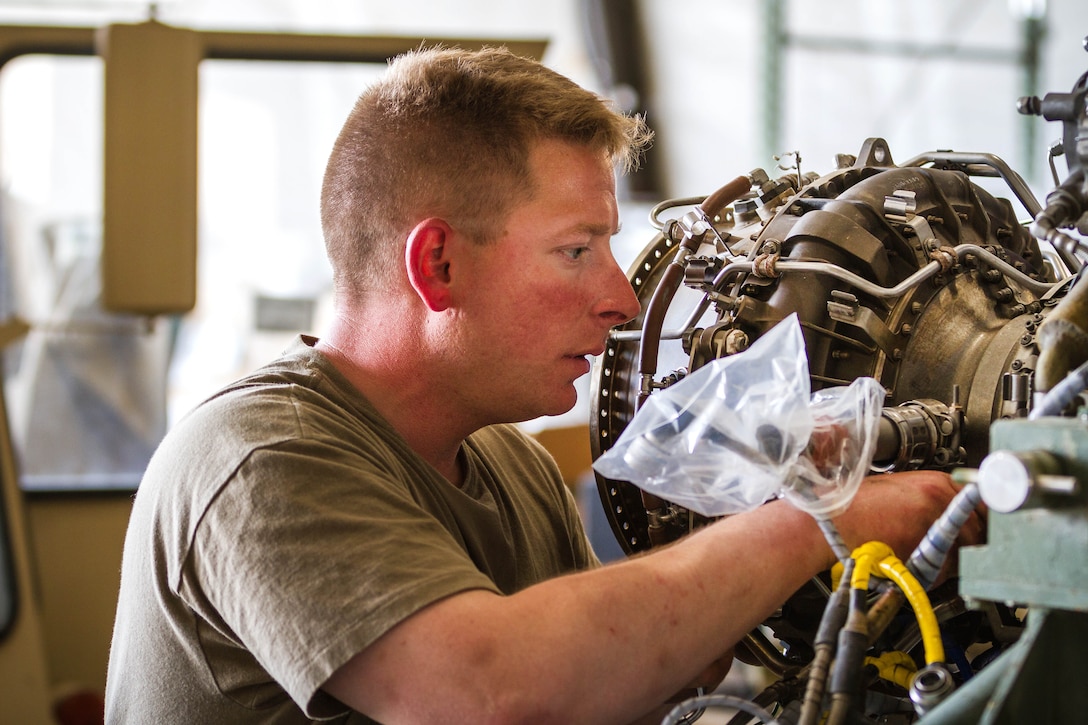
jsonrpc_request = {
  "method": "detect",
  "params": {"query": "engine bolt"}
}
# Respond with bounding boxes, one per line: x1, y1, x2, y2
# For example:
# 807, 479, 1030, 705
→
1012, 359, 1023, 371
900, 323, 913, 335
911, 302, 924, 314
1021, 334, 1034, 346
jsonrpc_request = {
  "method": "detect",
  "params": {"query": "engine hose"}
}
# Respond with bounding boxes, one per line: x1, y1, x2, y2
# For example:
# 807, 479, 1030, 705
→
699, 176, 756, 221
875, 556, 944, 666
798, 559, 855, 725
727, 681, 804, 725
1030, 356, 1088, 418
906, 482, 983, 591
849, 542, 884, 591
824, 543, 945, 725
632, 185, 755, 528
636, 258, 688, 410
825, 588, 869, 725
636, 175, 752, 409
852, 539, 940, 661
1035, 267, 1088, 393
864, 650, 917, 689
633, 254, 695, 523
824, 696, 852, 725
865, 586, 906, 646
660, 694, 779, 725
853, 542, 945, 665
817, 517, 851, 563
631, 178, 755, 535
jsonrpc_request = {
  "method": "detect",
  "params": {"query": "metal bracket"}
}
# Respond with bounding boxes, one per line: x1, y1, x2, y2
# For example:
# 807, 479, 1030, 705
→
885, 189, 938, 246
827, 291, 900, 357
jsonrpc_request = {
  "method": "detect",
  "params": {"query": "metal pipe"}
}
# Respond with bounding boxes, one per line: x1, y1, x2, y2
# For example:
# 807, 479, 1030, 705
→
610, 242, 1064, 344
899, 150, 1043, 218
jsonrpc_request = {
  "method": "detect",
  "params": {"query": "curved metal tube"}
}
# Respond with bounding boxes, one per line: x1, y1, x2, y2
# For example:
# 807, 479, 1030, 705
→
649, 196, 708, 230
610, 243, 1065, 344
634, 176, 752, 407
900, 150, 1084, 274
709, 243, 1059, 298
899, 150, 1043, 218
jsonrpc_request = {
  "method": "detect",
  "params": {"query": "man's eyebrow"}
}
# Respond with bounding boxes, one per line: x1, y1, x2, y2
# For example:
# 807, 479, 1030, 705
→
574, 222, 620, 237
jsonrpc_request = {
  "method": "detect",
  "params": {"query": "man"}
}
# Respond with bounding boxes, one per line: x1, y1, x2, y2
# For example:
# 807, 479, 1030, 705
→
105, 46, 977, 724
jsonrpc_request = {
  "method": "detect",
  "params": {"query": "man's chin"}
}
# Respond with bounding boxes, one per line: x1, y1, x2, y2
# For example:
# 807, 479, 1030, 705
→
521, 394, 579, 423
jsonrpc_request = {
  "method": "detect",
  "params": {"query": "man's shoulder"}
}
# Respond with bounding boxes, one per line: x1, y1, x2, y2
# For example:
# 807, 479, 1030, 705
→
178, 336, 359, 433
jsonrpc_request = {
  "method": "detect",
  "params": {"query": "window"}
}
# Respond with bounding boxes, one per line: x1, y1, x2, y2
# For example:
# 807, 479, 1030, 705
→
0, 54, 380, 490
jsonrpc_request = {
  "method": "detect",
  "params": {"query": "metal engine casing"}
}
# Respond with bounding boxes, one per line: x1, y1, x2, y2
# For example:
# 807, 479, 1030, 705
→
592, 137, 1064, 556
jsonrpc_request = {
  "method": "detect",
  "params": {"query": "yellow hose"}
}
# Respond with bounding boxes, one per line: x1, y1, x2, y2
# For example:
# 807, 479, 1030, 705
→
876, 555, 945, 665
865, 650, 917, 689
850, 541, 892, 591
848, 541, 945, 665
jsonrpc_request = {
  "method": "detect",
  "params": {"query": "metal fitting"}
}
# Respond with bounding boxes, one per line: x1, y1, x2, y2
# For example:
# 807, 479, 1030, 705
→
910, 663, 955, 717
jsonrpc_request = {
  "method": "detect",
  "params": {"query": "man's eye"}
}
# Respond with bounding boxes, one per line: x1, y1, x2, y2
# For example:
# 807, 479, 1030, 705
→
563, 247, 589, 260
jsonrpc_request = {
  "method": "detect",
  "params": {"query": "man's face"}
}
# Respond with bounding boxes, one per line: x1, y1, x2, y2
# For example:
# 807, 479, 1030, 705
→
451, 138, 641, 424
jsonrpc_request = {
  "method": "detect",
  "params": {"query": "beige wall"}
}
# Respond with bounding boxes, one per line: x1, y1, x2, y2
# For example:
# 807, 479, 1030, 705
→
25, 494, 132, 699
0, 483, 52, 725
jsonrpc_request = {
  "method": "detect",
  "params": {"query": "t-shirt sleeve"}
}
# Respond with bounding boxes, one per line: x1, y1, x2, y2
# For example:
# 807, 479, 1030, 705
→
183, 441, 500, 718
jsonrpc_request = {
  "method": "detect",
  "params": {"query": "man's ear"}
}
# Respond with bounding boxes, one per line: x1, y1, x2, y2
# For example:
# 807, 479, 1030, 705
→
405, 218, 455, 312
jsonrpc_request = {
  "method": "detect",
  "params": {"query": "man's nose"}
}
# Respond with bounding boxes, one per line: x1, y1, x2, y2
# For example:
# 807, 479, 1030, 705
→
597, 257, 641, 325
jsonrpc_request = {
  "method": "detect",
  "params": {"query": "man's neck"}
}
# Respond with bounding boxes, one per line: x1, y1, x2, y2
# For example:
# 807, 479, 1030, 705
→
315, 316, 472, 487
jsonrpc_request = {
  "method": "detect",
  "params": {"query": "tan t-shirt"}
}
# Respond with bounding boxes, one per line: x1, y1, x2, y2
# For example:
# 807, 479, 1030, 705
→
105, 336, 597, 724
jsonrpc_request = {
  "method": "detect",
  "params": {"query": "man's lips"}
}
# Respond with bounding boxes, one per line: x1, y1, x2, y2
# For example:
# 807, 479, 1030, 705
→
563, 353, 593, 375
562, 344, 606, 373
571, 343, 607, 358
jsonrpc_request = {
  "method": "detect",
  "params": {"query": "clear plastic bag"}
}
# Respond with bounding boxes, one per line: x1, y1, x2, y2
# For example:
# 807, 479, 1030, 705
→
783, 375, 885, 517
592, 314, 883, 517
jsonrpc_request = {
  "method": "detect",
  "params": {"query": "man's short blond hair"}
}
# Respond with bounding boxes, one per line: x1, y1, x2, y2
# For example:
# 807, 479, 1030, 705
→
320, 46, 652, 299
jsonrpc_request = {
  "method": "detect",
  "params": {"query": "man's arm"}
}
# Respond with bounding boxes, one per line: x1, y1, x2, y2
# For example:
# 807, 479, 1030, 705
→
324, 471, 978, 724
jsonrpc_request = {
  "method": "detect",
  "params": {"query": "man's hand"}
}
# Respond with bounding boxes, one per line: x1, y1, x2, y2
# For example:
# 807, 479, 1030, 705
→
831, 470, 985, 568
